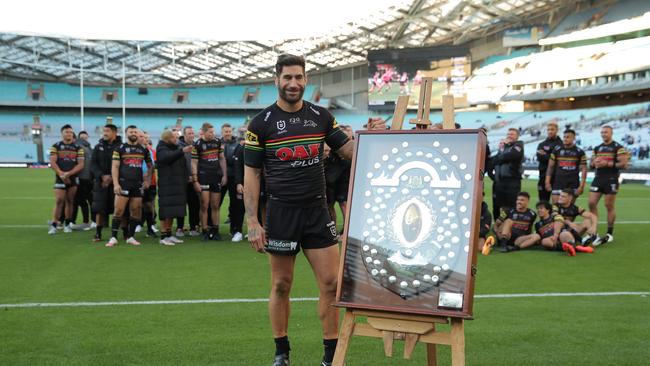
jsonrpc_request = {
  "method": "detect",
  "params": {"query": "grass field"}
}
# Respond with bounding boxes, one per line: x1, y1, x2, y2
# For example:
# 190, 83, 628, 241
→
1, 168, 649, 365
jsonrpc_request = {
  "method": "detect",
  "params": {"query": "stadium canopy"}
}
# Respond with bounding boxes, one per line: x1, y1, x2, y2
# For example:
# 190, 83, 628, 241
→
0, 0, 564, 85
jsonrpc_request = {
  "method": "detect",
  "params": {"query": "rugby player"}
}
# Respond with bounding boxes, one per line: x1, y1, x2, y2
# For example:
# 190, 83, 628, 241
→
588, 126, 629, 245
494, 192, 537, 253
533, 201, 577, 253
244, 54, 384, 366
106, 125, 153, 247
536, 122, 561, 202
545, 129, 587, 204
48, 124, 85, 234
192, 122, 227, 241
554, 189, 598, 251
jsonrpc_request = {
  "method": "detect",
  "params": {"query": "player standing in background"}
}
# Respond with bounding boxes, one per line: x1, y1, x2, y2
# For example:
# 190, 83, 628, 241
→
588, 126, 629, 245
106, 125, 153, 247
48, 124, 85, 234
536, 122, 561, 202
545, 129, 587, 204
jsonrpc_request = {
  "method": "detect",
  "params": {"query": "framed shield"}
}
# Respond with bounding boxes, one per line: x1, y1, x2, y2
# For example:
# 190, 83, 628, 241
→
335, 129, 487, 318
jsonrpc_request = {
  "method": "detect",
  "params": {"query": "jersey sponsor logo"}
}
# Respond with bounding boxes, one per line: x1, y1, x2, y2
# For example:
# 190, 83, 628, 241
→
309, 106, 320, 115
267, 239, 298, 252
303, 119, 317, 128
289, 117, 301, 125
245, 130, 259, 146
275, 143, 320, 162
264, 111, 272, 122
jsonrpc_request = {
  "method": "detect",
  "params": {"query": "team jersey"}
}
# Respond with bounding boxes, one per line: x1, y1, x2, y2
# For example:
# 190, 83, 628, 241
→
549, 144, 586, 182
552, 203, 584, 222
50, 141, 84, 172
535, 213, 564, 239
112, 143, 152, 187
536, 136, 562, 175
244, 101, 350, 204
192, 138, 224, 181
500, 208, 537, 237
593, 141, 627, 179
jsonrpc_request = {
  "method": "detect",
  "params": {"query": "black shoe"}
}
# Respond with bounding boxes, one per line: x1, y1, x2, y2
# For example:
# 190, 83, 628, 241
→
498, 244, 518, 253
210, 232, 222, 241
146, 230, 158, 238
272, 353, 290, 366
201, 232, 210, 241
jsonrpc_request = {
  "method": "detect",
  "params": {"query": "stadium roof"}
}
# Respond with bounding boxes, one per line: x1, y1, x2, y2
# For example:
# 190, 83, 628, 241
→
0, 0, 565, 85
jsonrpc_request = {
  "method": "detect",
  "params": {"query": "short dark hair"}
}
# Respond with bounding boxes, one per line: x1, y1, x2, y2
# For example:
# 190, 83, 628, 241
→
183, 126, 193, 133
78, 130, 88, 136
201, 122, 213, 132
104, 124, 118, 132
517, 191, 530, 199
275, 54, 305, 76
536, 201, 552, 210
564, 129, 576, 136
221, 123, 232, 130
561, 188, 575, 197
602, 125, 613, 130
508, 128, 519, 136
60, 124, 73, 132
126, 125, 138, 132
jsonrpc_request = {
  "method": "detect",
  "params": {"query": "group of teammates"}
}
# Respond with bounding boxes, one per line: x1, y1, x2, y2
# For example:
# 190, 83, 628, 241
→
477, 122, 629, 256
48, 120, 252, 246
47, 52, 630, 366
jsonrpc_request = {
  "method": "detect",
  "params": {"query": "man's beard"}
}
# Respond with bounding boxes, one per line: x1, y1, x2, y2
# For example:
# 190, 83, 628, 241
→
128, 135, 138, 143
278, 85, 304, 105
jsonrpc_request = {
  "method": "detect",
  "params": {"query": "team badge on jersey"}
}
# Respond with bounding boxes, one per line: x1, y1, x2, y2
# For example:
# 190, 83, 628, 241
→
277, 120, 286, 131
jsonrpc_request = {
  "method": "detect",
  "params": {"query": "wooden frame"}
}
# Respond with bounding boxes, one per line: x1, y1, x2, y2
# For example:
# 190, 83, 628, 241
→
335, 129, 486, 318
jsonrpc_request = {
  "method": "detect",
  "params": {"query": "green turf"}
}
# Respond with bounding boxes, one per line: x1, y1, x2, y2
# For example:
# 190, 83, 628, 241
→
1, 168, 649, 365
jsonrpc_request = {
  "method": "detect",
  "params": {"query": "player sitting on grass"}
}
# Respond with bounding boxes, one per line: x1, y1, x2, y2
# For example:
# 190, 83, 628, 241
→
534, 201, 576, 253
494, 192, 536, 253
553, 188, 598, 250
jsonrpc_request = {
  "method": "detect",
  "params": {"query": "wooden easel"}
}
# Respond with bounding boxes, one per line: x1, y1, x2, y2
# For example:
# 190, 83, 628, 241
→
333, 78, 466, 366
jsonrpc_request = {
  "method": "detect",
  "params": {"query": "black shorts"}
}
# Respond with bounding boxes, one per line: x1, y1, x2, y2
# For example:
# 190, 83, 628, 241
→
199, 182, 221, 193
92, 181, 114, 214
265, 200, 338, 256
479, 223, 490, 239
54, 175, 79, 190
563, 225, 582, 243
117, 184, 143, 198
326, 180, 349, 204
590, 176, 619, 195
552, 178, 579, 195
143, 186, 157, 203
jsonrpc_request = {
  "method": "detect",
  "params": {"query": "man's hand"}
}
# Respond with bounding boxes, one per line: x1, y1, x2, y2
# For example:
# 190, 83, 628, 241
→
246, 217, 266, 253
182, 145, 193, 153
142, 181, 150, 190
221, 175, 228, 187
236, 184, 244, 195
101, 175, 112, 188
114, 184, 122, 195
545, 181, 552, 192
193, 182, 201, 193
367, 117, 387, 131
576, 186, 584, 196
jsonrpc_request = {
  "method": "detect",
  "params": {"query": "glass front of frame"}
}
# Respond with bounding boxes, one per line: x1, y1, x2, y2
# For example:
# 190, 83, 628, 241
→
338, 130, 484, 317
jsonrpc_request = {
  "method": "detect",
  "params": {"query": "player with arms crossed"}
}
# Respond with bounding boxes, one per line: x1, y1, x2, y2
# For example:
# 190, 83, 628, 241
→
244, 54, 383, 366
588, 125, 629, 245
48, 124, 85, 234
106, 126, 153, 247
493, 192, 537, 253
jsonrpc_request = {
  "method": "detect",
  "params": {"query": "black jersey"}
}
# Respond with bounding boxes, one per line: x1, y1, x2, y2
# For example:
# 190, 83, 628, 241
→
112, 143, 152, 187
552, 203, 584, 222
549, 144, 586, 183
593, 141, 627, 179
535, 213, 564, 239
536, 136, 562, 175
244, 101, 350, 204
192, 138, 224, 182
500, 208, 537, 237
50, 141, 84, 172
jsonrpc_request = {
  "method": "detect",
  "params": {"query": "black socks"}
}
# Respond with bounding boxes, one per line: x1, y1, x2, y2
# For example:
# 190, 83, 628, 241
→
323, 338, 338, 363
274, 336, 290, 356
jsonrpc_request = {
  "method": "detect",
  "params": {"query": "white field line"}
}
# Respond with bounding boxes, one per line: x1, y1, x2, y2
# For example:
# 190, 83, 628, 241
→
1, 292, 648, 309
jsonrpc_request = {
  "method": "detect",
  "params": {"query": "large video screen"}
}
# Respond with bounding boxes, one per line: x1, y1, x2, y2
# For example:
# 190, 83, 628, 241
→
367, 46, 470, 110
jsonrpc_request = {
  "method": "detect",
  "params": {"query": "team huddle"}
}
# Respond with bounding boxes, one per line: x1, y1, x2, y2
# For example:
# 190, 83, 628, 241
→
46, 53, 630, 366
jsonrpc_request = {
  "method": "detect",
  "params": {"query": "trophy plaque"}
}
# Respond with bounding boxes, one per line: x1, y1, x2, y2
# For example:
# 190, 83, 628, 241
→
336, 129, 486, 318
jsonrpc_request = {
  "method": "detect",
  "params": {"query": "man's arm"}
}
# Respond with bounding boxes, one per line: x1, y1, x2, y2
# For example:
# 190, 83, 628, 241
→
494, 143, 523, 163
244, 166, 265, 252
545, 157, 556, 189
336, 140, 354, 160
67, 158, 85, 177
111, 160, 121, 193
219, 152, 228, 185
578, 160, 587, 195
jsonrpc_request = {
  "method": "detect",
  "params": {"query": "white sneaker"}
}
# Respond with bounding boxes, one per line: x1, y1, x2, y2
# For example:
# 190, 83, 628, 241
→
175, 229, 185, 237
126, 237, 141, 246
48, 226, 57, 235
105, 237, 118, 247
593, 234, 614, 247
168, 236, 184, 244
232, 232, 243, 242
159, 237, 175, 246
63, 224, 73, 233
150, 225, 159, 233
189, 230, 200, 237
135, 225, 142, 233
90, 222, 97, 229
